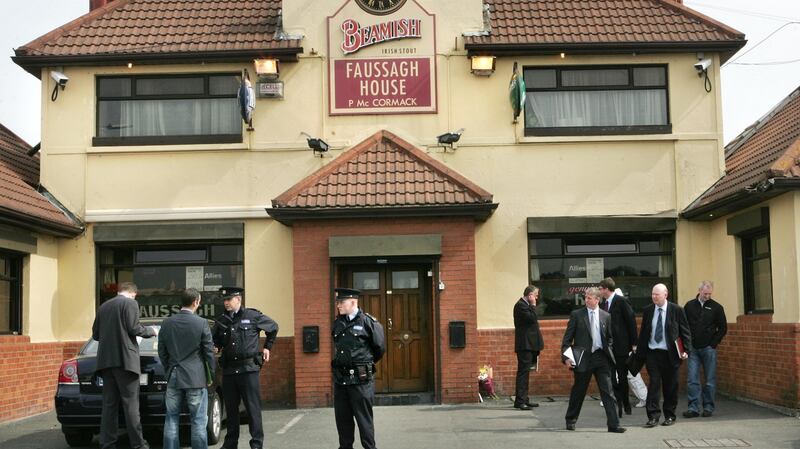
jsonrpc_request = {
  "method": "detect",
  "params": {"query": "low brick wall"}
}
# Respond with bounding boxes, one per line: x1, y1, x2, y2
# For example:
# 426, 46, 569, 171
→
0, 336, 80, 423
717, 314, 800, 409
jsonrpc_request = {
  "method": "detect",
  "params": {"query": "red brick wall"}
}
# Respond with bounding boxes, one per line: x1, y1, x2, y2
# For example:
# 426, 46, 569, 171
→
259, 336, 295, 406
291, 217, 479, 407
0, 336, 85, 423
717, 314, 800, 408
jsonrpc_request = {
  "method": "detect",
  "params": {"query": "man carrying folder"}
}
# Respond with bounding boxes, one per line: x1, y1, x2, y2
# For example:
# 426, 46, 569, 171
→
634, 283, 691, 428
158, 288, 216, 449
561, 287, 625, 433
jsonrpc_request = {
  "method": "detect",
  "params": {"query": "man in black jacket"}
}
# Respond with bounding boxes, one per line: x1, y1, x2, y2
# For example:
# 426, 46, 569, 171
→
92, 282, 157, 449
159, 288, 215, 449
513, 285, 544, 410
213, 287, 279, 449
599, 277, 637, 416
332, 288, 385, 449
683, 280, 727, 419
636, 283, 691, 428
561, 287, 625, 433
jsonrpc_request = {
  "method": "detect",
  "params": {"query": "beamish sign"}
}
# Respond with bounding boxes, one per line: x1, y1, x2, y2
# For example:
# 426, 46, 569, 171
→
340, 17, 422, 54
328, 0, 437, 115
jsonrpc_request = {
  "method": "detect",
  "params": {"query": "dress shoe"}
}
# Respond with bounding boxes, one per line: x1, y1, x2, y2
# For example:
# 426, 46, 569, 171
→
683, 410, 700, 418
513, 403, 532, 410
644, 418, 659, 428
662, 417, 676, 426
525, 402, 540, 408
565, 422, 576, 431
624, 404, 632, 415
608, 426, 627, 433
702, 410, 713, 417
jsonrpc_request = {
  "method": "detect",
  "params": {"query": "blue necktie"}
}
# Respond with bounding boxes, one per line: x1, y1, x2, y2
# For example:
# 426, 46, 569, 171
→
654, 308, 664, 343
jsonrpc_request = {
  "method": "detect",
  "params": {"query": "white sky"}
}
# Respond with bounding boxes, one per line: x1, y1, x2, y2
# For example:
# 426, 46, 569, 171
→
0, 0, 798, 146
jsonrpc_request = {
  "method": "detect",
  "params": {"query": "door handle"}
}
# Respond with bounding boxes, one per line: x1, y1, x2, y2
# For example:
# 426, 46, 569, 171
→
387, 318, 393, 331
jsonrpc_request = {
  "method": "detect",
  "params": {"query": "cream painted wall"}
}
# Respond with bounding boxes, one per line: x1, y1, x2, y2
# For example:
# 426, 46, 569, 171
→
56, 227, 96, 341
23, 235, 60, 342
768, 192, 800, 323
687, 193, 800, 325
244, 219, 295, 336
35, 3, 729, 335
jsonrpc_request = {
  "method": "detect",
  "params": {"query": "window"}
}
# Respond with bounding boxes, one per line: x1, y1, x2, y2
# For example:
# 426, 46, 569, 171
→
97, 243, 244, 319
94, 73, 242, 146
742, 232, 773, 313
529, 233, 674, 316
524, 65, 670, 136
0, 251, 23, 334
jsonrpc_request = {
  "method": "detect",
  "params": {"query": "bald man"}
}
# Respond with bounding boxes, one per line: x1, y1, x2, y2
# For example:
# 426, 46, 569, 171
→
635, 284, 692, 428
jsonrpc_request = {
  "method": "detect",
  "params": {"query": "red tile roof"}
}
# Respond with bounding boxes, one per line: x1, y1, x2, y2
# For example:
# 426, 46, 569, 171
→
14, 0, 302, 74
465, 0, 745, 57
270, 130, 496, 221
683, 87, 800, 218
0, 124, 83, 236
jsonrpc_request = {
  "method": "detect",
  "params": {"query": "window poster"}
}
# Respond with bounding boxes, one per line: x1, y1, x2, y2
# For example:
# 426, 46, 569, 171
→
586, 257, 604, 283
186, 266, 204, 290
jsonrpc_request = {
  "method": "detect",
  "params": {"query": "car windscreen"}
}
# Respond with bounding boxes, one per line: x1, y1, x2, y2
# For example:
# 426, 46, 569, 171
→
81, 326, 161, 354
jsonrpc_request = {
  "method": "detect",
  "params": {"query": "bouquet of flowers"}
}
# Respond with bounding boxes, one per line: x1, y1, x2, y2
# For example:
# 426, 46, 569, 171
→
478, 364, 498, 400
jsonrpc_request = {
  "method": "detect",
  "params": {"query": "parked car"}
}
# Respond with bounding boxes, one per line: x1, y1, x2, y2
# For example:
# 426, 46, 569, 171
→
55, 318, 224, 447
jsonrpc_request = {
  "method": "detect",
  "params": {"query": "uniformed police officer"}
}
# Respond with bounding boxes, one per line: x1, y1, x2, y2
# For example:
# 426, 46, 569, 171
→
332, 288, 386, 449
212, 287, 279, 449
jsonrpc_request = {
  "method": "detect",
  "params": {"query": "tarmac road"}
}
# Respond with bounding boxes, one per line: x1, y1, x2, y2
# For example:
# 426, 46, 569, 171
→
1, 395, 798, 449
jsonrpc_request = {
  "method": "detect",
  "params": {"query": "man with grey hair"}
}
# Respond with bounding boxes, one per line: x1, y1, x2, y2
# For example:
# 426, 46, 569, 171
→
683, 281, 727, 418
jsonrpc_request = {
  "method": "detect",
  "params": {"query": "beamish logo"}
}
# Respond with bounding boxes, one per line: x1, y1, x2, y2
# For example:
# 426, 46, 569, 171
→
341, 17, 422, 55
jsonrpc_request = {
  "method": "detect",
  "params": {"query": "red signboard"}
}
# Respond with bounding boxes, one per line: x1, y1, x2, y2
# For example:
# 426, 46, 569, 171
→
328, 0, 436, 115
333, 58, 431, 109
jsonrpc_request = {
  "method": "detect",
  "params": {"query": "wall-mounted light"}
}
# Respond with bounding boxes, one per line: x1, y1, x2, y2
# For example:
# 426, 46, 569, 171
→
437, 128, 464, 150
254, 58, 279, 79
301, 132, 329, 157
127, 62, 133, 69
470, 56, 496, 76
560, 52, 566, 59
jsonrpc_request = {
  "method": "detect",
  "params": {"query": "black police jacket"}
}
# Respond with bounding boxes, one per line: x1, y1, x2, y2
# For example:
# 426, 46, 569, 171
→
332, 309, 385, 385
213, 307, 279, 375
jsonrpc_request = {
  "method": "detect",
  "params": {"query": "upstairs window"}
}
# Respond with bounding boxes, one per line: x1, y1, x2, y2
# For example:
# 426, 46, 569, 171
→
524, 65, 670, 136
94, 73, 242, 146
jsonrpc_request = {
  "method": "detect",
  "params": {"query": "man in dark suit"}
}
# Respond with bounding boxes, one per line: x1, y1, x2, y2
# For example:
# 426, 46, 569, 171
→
158, 288, 215, 449
599, 277, 638, 416
635, 283, 692, 428
92, 282, 157, 449
513, 285, 544, 410
561, 287, 625, 433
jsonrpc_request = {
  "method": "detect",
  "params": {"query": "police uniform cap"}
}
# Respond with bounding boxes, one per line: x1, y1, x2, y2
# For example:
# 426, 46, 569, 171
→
219, 286, 244, 300
335, 288, 361, 302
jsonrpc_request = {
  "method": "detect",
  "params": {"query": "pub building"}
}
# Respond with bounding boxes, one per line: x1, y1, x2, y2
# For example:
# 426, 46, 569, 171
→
3, 0, 796, 422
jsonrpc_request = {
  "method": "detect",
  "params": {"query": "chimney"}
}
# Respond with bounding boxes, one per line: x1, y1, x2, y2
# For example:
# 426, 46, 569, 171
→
90, 0, 112, 10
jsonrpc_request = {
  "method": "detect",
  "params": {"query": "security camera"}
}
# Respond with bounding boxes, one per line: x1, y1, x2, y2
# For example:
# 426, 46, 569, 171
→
50, 71, 69, 89
693, 58, 712, 75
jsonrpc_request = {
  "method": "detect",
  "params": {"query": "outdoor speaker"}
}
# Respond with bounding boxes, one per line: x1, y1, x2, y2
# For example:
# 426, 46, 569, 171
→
449, 321, 466, 348
302, 326, 319, 353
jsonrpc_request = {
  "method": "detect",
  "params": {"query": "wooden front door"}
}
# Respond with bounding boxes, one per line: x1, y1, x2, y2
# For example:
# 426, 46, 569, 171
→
342, 264, 432, 393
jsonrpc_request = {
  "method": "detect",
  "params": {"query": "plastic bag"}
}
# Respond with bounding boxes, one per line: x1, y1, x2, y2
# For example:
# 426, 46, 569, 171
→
627, 371, 647, 402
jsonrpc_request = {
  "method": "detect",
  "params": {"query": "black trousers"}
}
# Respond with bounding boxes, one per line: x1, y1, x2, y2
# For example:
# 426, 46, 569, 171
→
99, 367, 149, 449
222, 371, 263, 449
334, 382, 376, 449
645, 349, 679, 421
611, 353, 631, 409
564, 351, 620, 429
514, 350, 537, 406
